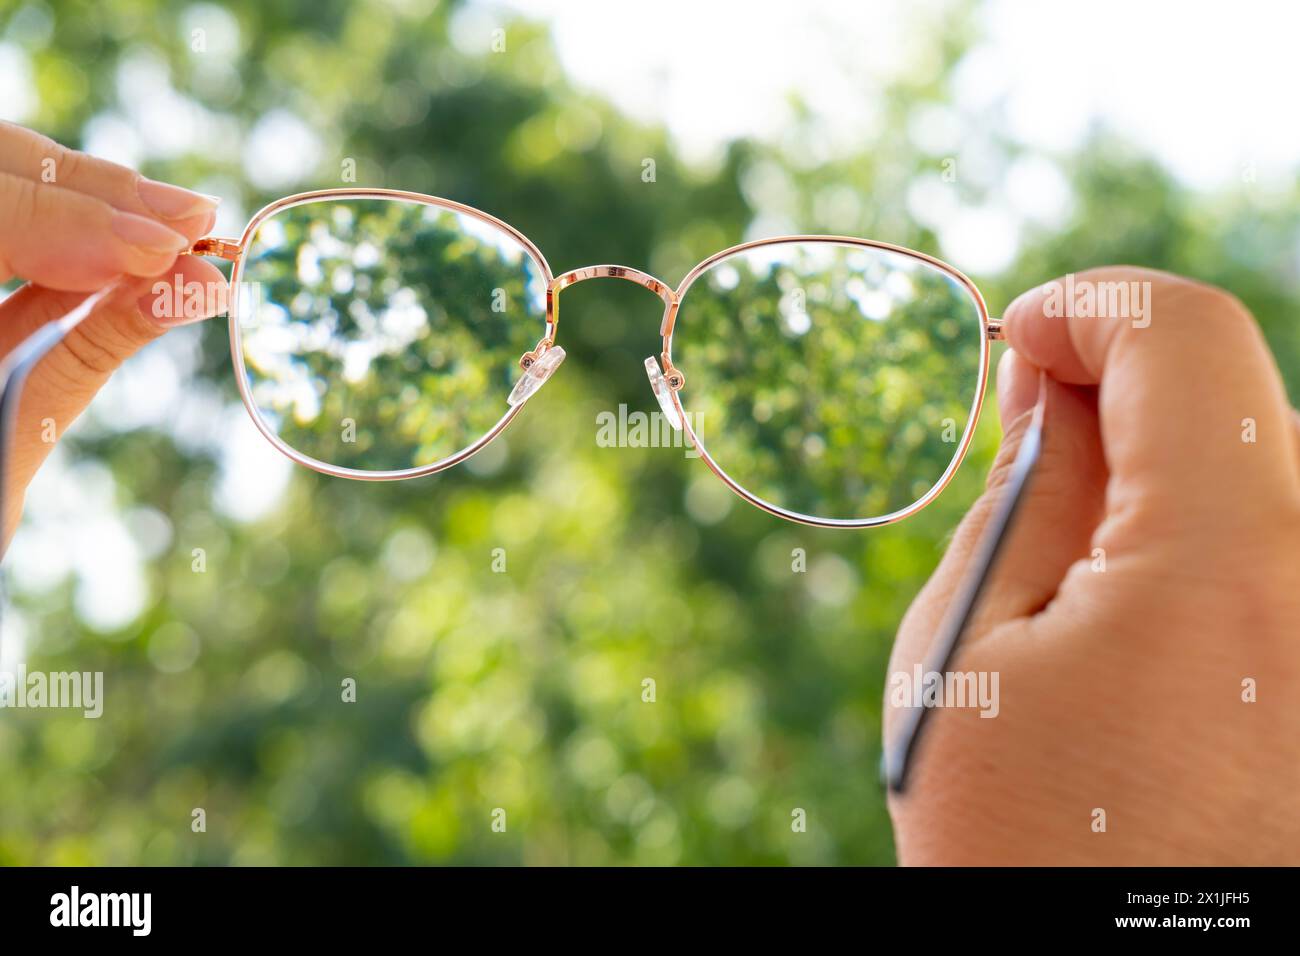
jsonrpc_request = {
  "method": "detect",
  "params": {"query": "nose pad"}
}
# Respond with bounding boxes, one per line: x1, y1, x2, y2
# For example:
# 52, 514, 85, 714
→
508, 346, 566, 406
644, 356, 682, 431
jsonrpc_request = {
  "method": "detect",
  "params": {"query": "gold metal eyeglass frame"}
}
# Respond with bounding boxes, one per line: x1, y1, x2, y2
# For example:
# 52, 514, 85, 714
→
192, 187, 1004, 530
0, 186, 1043, 794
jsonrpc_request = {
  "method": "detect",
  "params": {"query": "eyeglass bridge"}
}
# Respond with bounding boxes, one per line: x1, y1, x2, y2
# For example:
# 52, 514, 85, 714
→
512, 264, 688, 423
552, 264, 674, 303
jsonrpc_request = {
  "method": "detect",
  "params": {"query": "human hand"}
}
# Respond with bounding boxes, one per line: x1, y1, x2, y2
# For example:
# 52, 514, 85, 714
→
0, 121, 228, 542
886, 266, 1300, 864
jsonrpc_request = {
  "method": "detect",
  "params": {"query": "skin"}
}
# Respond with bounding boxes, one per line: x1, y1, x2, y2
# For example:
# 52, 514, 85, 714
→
887, 267, 1300, 864
0, 121, 227, 542
3, 126, 1297, 864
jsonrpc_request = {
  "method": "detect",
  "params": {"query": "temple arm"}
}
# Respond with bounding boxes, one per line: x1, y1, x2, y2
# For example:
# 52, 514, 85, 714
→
881, 370, 1047, 792
0, 283, 122, 557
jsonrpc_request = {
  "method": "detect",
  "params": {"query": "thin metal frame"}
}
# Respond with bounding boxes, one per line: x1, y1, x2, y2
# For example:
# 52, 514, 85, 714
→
666, 235, 992, 529
217, 188, 553, 481
203, 187, 999, 527
0, 186, 1040, 794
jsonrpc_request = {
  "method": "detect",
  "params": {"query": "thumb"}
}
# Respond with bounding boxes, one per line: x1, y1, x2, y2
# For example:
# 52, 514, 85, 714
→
2, 256, 227, 540
1003, 267, 1300, 545
889, 348, 1107, 677
984, 349, 1108, 617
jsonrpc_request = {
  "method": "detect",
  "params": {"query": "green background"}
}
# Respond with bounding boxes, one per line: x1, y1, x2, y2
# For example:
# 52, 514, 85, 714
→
1, 0, 1297, 865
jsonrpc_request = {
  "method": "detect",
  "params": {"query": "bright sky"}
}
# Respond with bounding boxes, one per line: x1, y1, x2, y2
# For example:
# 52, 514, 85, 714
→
488, 0, 1300, 189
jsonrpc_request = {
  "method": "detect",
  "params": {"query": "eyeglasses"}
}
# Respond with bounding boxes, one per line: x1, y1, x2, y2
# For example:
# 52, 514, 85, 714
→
0, 187, 1047, 789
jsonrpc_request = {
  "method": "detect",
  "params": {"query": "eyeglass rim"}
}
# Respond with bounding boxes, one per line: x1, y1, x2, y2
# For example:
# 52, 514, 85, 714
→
226, 188, 556, 482
662, 235, 992, 529
218, 188, 993, 527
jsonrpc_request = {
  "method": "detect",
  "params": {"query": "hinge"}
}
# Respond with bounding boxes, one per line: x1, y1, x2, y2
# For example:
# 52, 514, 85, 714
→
191, 237, 242, 261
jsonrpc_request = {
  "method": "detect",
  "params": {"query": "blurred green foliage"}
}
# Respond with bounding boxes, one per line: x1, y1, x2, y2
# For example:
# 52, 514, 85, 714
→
1, 0, 1298, 866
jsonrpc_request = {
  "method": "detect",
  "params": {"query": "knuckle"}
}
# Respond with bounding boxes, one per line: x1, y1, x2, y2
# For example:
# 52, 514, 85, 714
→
53, 144, 87, 184
58, 326, 123, 379
983, 456, 1016, 497
984, 417, 1032, 494
18, 126, 62, 173
54, 306, 155, 382
2, 172, 40, 231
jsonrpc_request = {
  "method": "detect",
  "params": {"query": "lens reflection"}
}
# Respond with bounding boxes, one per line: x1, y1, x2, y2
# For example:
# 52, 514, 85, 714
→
672, 241, 984, 522
237, 197, 547, 472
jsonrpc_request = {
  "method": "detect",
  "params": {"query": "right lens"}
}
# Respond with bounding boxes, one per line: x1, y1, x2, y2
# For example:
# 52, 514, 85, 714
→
235, 196, 549, 474
671, 240, 986, 524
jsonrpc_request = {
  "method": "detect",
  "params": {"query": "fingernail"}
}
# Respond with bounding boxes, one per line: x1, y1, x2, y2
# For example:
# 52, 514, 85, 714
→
110, 210, 190, 254
136, 178, 221, 220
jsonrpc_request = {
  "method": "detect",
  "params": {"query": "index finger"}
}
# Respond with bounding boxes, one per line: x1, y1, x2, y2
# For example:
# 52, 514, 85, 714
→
0, 121, 218, 241
1003, 266, 1300, 536
0, 171, 191, 289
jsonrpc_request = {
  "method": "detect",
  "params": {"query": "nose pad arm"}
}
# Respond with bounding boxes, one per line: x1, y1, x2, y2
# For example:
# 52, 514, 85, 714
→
508, 346, 566, 406
644, 356, 682, 431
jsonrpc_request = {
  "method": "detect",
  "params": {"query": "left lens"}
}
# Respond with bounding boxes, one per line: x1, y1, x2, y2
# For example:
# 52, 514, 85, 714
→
670, 240, 986, 524
236, 196, 548, 474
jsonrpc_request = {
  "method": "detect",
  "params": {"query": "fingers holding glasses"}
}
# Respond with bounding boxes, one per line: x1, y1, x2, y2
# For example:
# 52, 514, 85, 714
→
911, 267, 1300, 649
0, 122, 230, 548
0, 170, 202, 290
0, 254, 228, 357
890, 267, 1300, 737
0, 121, 219, 250
1002, 267, 1300, 543
0, 122, 221, 291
